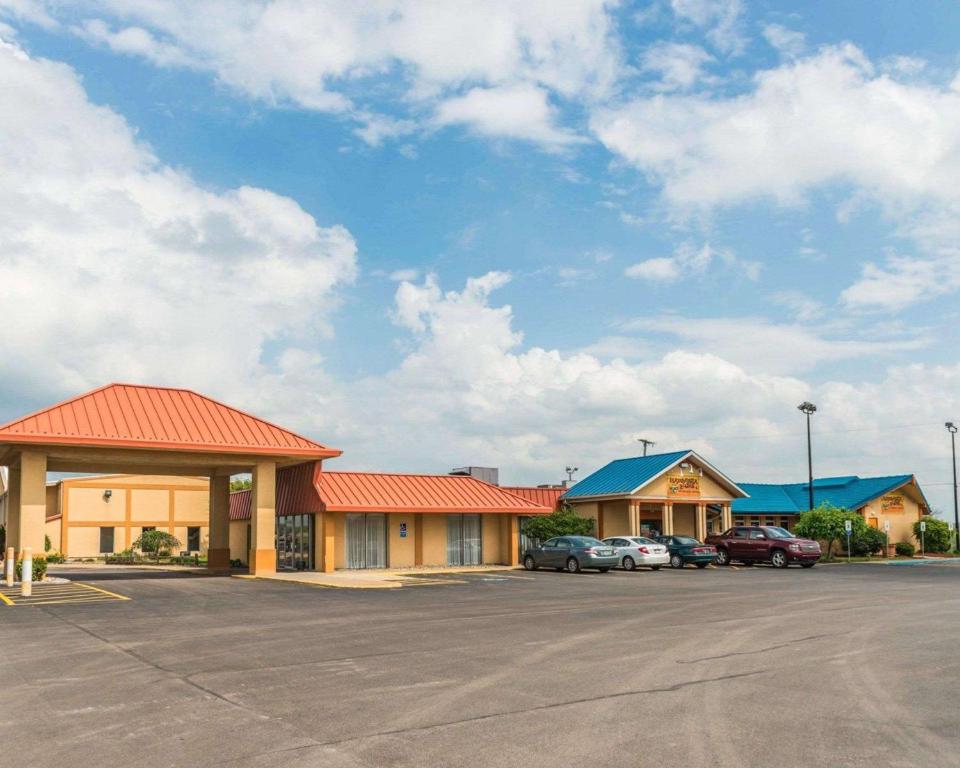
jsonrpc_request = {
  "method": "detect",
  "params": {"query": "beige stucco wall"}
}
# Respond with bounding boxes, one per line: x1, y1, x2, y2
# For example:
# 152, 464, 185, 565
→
639, 466, 733, 500
861, 486, 924, 545
572, 501, 599, 528
672, 505, 697, 536
45, 516, 62, 553
389, 513, 416, 568
174, 489, 208, 521
69, 488, 127, 522
130, 489, 169, 521
600, 500, 629, 537
229, 520, 249, 564
481, 514, 502, 564
421, 514, 447, 566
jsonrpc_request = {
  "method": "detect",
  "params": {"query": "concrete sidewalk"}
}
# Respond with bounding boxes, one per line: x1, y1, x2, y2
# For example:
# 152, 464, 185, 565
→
238, 564, 520, 589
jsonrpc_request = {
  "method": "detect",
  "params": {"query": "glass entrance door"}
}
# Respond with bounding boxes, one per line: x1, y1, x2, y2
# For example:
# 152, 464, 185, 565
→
447, 514, 482, 565
275, 514, 314, 571
346, 513, 387, 569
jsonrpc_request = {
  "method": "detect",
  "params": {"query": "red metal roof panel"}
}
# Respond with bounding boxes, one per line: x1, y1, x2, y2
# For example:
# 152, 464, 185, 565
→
500, 486, 566, 511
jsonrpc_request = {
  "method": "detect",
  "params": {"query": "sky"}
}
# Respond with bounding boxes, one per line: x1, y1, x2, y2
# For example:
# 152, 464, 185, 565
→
1, 1, 959, 514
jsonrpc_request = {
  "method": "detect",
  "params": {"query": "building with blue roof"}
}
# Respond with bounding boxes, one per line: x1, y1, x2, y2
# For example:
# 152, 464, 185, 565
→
562, 450, 748, 540
732, 475, 930, 544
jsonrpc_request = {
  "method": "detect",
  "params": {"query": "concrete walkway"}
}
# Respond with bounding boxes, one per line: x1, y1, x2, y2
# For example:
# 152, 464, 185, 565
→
238, 564, 520, 589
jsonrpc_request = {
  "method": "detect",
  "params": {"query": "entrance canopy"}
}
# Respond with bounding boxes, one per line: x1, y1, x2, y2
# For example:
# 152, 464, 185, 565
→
0, 383, 341, 574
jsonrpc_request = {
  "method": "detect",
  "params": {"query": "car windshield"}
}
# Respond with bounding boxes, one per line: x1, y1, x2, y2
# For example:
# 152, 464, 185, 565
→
630, 537, 657, 545
567, 536, 603, 546
673, 536, 699, 545
763, 526, 795, 539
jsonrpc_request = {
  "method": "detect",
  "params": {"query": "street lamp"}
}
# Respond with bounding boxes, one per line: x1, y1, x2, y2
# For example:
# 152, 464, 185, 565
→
798, 402, 817, 511
947, 422, 959, 551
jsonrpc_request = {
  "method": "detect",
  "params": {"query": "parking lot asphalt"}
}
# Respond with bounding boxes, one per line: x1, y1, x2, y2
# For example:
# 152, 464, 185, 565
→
2, 563, 959, 768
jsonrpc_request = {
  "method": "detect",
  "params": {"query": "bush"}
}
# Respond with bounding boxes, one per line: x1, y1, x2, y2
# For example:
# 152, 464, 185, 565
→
15, 555, 47, 582
849, 526, 886, 556
133, 530, 181, 563
913, 517, 951, 553
895, 541, 916, 557
44, 534, 52, 553
46, 552, 66, 564
522, 505, 595, 543
795, 504, 866, 559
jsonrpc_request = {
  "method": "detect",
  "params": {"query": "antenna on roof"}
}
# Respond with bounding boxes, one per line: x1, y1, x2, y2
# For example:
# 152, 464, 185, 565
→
637, 438, 656, 457
565, 466, 578, 483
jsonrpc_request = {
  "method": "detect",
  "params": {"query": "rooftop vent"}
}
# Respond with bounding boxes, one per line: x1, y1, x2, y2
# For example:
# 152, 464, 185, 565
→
450, 466, 499, 486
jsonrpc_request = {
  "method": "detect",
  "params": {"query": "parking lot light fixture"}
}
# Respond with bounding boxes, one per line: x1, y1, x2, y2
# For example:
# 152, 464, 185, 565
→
947, 422, 959, 550
798, 402, 817, 511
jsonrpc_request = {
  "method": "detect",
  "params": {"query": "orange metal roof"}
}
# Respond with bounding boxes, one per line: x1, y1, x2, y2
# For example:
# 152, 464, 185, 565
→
231, 469, 553, 518
317, 471, 551, 514
0, 383, 341, 458
500, 486, 566, 510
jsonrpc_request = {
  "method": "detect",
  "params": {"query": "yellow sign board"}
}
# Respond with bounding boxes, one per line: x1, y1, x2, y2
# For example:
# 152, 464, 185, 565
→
668, 475, 701, 497
881, 494, 904, 513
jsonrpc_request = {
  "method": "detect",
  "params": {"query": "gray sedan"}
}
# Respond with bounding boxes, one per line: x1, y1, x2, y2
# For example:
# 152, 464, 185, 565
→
522, 536, 620, 573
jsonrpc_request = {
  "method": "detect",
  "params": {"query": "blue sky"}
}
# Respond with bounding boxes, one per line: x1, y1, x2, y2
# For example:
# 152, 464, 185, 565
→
1, 1, 959, 513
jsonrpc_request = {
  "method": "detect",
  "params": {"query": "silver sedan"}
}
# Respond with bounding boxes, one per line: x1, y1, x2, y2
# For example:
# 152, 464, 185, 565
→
602, 536, 670, 571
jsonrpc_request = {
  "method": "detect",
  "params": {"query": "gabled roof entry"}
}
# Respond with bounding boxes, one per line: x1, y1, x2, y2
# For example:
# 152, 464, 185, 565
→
0, 383, 340, 459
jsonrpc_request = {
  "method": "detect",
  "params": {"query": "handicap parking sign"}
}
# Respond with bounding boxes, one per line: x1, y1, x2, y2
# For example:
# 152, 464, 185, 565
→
399, 522, 408, 538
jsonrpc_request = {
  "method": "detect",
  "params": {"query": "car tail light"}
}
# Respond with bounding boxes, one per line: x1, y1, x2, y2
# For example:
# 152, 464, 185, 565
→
638, 546, 649, 554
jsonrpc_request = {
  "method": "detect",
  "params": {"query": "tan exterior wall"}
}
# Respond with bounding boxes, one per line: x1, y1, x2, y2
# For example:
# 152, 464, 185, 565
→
600, 500, 629, 537
389, 513, 416, 568
421, 514, 447, 566
861, 488, 924, 546
45, 517, 62, 553
229, 520, 249, 564
333, 512, 346, 569
672, 505, 696, 536
639, 466, 733, 500
59, 475, 209, 558
572, 501, 599, 529
481, 514, 502, 564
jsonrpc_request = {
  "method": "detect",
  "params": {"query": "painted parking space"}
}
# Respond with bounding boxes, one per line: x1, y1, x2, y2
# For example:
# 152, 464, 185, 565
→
0, 581, 129, 606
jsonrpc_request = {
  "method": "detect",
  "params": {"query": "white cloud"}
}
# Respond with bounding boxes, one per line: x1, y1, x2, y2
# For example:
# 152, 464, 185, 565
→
0, 37, 357, 404
670, 0, 746, 55
640, 41, 714, 91
622, 315, 930, 375
17, 0, 622, 147
388, 268, 420, 282
762, 23, 806, 58
625, 241, 756, 283
769, 291, 824, 322
434, 83, 583, 146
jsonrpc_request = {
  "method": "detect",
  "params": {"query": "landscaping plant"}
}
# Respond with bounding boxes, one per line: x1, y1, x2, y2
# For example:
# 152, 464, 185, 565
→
849, 526, 886, 556
794, 503, 866, 560
522, 505, 595, 543
15, 555, 47, 582
895, 541, 916, 557
913, 517, 950, 553
133, 530, 181, 563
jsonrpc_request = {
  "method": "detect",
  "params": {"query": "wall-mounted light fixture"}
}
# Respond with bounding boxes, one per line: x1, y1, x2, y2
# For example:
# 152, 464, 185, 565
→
103, 489, 113, 502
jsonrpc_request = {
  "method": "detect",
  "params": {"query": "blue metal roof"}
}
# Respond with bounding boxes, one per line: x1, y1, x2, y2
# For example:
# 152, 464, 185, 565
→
562, 450, 692, 499
733, 474, 921, 515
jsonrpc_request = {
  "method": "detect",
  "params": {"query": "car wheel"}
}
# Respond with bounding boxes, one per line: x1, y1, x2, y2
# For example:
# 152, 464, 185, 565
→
695, 562, 708, 569
622, 556, 636, 571
598, 567, 610, 573
800, 562, 816, 569
523, 555, 537, 571
651, 565, 661, 571
566, 557, 581, 573
715, 548, 730, 566
771, 549, 788, 569
670, 554, 685, 569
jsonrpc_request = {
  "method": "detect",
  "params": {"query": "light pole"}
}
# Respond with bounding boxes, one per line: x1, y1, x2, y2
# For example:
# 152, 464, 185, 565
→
798, 402, 817, 511
947, 422, 959, 551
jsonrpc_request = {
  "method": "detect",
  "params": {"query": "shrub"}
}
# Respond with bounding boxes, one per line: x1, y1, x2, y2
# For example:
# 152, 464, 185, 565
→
913, 517, 951, 553
46, 552, 66, 564
522, 505, 595, 543
849, 526, 886, 556
15, 555, 47, 582
133, 530, 181, 563
44, 534, 51, 553
895, 541, 916, 557
795, 504, 866, 559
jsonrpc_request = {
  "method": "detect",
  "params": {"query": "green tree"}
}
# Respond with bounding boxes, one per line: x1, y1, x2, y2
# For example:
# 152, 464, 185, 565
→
795, 503, 866, 559
133, 530, 181, 563
913, 517, 950, 553
522, 505, 595, 542
230, 478, 252, 491
849, 526, 886, 556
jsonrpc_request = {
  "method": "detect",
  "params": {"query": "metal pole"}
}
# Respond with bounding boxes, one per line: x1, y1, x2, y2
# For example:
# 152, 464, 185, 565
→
4, 547, 13, 587
953, 428, 959, 552
806, 412, 814, 511
21, 547, 32, 598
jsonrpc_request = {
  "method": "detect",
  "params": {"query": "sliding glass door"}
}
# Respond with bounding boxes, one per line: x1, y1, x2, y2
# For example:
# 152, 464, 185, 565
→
447, 514, 482, 565
275, 514, 314, 571
346, 513, 387, 569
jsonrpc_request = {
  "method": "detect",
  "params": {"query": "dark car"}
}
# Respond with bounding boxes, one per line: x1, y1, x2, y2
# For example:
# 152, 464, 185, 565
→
522, 536, 619, 573
705, 526, 821, 568
653, 535, 718, 569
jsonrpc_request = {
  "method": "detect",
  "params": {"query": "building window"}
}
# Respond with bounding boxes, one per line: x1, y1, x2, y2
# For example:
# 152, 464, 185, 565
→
187, 526, 200, 552
99, 527, 115, 554
142, 526, 156, 533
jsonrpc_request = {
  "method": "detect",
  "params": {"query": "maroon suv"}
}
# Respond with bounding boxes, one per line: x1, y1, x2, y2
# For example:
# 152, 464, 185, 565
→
705, 526, 821, 568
